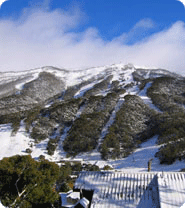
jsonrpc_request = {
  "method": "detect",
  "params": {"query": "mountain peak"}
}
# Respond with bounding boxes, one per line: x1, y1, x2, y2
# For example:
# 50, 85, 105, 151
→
0, 63, 184, 173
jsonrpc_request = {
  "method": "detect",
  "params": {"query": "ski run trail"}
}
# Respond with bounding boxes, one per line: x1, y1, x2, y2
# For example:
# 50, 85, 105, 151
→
0, 65, 184, 173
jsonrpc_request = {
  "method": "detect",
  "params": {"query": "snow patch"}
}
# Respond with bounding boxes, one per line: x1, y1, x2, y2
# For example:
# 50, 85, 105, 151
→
138, 82, 162, 112
15, 72, 40, 90
0, 123, 31, 160
74, 81, 101, 98
96, 98, 125, 150
109, 136, 185, 172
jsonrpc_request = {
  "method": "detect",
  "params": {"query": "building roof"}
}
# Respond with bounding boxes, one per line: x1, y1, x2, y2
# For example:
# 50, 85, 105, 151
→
74, 171, 185, 208
75, 197, 89, 208
67, 191, 80, 200
180, 203, 185, 208
60, 190, 80, 208
158, 172, 185, 208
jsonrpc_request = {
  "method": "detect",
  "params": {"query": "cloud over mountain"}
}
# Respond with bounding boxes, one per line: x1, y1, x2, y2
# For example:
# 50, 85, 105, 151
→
0, 5, 185, 74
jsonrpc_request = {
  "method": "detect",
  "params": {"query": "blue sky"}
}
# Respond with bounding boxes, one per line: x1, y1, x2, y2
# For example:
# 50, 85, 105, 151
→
1, 0, 184, 40
0, 0, 185, 73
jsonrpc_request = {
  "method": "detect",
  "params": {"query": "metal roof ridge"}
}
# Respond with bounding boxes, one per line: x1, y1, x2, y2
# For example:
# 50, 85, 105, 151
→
78, 171, 185, 174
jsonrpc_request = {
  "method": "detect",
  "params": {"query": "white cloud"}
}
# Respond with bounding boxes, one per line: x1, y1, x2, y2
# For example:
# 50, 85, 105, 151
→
112, 18, 156, 44
133, 18, 156, 29
0, 6, 185, 75
0, 0, 8, 9
177, 0, 185, 8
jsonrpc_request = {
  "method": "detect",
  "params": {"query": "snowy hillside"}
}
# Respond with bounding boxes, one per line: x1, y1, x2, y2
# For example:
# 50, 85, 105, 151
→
0, 63, 184, 172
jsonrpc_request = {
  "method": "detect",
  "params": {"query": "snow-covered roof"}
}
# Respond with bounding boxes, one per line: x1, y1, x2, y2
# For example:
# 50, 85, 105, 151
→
181, 203, 185, 208
74, 171, 185, 208
67, 191, 80, 200
75, 197, 89, 208
158, 172, 185, 208
60, 193, 73, 207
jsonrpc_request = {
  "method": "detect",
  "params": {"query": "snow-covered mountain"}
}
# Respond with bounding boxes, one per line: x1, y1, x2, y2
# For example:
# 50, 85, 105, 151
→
0, 63, 184, 172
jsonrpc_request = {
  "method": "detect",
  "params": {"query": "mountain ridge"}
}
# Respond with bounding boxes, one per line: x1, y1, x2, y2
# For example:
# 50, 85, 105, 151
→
0, 63, 184, 172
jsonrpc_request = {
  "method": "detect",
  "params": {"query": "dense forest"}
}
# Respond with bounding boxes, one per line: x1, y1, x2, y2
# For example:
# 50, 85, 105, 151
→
0, 155, 103, 208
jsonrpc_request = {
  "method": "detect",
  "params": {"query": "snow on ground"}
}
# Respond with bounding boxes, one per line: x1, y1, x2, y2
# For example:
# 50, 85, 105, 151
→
127, 85, 139, 95
51, 126, 71, 161
0, 68, 43, 87
15, 72, 40, 90
0, 123, 31, 160
0, 64, 184, 172
0, 64, 137, 95
73, 81, 183, 171
135, 65, 158, 70
109, 136, 185, 172
76, 104, 86, 118
144, 70, 150, 79
1, 120, 183, 172
181, 203, 185, 208
74, 96, 126, 169
75, 150, 108, 169
31, 138, 51, 160
64, 65, 108, 87
74, 80, 103, 98
74, 135, 185, 172
122, 68, 135, 85
0, 122, 53, 161
138, 82, 162, 112
0, 114, 184, 172
111, 64, 135, 86
45, 100, 54, 108
74, 64, 135, 98
96, 98, 125, 150
52, 105, 89, 162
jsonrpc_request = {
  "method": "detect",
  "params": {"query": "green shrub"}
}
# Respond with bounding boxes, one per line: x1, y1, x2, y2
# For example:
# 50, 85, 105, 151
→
24, 106, 42, 133
156, 139, 185, 164
63, 112, 107, 156
100, 94, 157, 159
103, 165, 113, 170
26, 148, 32, 154
47, 137, 60, 156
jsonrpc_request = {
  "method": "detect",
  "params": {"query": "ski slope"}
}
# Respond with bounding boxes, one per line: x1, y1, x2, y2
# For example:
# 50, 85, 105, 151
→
0, 63, 184, 173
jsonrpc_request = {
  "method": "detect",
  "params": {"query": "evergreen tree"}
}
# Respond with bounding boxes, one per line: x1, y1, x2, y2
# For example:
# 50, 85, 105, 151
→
0, 155, 60, 208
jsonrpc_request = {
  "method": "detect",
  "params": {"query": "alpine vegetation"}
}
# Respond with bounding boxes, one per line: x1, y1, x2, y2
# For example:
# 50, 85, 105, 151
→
0, 64, 184, 166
